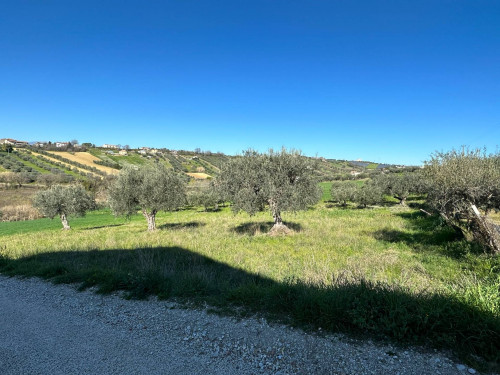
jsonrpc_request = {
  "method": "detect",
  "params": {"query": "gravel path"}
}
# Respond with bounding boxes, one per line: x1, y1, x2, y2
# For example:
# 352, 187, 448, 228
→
0, 275, 485, 375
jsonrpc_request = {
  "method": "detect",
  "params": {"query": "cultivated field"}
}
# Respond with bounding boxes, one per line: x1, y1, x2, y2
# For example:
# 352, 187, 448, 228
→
1, 194, 498, 370
46, 151, 120, 175
29, 151, 97, 176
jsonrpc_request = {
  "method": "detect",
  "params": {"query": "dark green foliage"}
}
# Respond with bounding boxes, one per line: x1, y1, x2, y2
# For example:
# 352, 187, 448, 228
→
330, 181, 358, 205
352, 181, 384, 208
32, 184, 95, 229
108, 164, 186, 231
217, 148, 322, 231
424, 148, 500, 253
374, 172, 426, 205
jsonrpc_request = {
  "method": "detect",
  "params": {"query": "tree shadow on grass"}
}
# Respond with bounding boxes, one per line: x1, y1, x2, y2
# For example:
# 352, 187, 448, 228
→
373, 211, 485, 258
83, 224, 124, 230
158, 222, 206, 230
232, 221, 302, 235
0, 245, 498, 371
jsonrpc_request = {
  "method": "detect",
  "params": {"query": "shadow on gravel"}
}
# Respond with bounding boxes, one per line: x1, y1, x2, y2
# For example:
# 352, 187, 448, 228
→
232, 221, 302, 235
0, 246, 498, 371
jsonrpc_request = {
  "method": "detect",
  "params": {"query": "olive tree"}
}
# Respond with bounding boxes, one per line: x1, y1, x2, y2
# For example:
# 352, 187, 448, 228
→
108, 164, 186, 231
374, 172, 423, 206
33, 184, 95, 229
187, 180, 221, 211
352, 181, 384, 208
330, 181, 357, 206
217, 148, 322, 234
423, 148, 500, 254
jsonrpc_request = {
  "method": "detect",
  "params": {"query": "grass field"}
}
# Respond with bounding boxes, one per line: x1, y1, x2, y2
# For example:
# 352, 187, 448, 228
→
0, 198, 499, 370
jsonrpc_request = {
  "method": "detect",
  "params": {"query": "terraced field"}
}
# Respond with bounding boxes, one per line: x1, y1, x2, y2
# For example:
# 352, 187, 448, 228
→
46, 152, 119, 175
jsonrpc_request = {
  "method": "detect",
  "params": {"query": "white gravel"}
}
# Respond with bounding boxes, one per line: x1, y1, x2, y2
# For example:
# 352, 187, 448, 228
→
0, 275, 488, 374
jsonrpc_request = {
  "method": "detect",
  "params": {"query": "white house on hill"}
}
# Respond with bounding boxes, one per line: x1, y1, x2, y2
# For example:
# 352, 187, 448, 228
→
102, 144, 119, 149
1, 138, 29, 147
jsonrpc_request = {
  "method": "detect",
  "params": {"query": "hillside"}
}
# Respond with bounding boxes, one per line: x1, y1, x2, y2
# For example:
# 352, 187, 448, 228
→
1, 146, 407, 183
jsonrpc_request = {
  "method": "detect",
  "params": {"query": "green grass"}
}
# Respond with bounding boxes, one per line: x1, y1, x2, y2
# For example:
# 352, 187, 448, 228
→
319, 181, 332, 201
366, 163, 378, 170
1, 202, 498, 370
12, 152, 51, 173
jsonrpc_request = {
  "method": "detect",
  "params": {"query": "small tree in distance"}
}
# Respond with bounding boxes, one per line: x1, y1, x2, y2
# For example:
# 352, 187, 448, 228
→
108, 164, 186, 231
217, 148, 322, 234
352, 182, 384, 208
330, 181, 358, 206
33, 184, 95, 230
374, 172, 423, 206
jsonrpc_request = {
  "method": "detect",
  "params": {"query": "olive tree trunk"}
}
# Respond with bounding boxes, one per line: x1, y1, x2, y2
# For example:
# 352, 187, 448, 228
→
269, 200, 290, 234
395, 195, 407, 206
60, 213, 70, 230
471, 205, 500, 254
142, 210, 157, 232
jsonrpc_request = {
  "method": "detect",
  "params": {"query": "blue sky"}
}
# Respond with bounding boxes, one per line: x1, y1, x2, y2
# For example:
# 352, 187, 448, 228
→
1, 1, 499, 165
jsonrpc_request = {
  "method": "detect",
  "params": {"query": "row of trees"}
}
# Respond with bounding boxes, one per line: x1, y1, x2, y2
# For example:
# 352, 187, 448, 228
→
32, 147, 500, 254
330, 172, 428, 208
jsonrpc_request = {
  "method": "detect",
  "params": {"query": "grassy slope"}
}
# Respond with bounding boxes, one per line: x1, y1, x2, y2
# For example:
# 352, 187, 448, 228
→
10, 153, 49, 173
1, 200, 498, 369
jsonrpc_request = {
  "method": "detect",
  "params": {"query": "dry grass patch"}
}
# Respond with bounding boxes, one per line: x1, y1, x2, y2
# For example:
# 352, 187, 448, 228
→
0, 187, 41, 209
186, 172, 211, 179
1, 205, 42, 222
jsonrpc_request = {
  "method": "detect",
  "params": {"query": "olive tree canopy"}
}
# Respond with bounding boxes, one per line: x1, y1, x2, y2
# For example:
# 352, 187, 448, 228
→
33, 184, 95, 230
423, 147, 500, 254
374, 172, 424, 206
108, 164, 186, 231
217, 148, 322, 234
330, 181, 358, 206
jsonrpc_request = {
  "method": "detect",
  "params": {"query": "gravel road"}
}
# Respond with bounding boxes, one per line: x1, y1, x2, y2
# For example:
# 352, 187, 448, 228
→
0, 275, 485, 374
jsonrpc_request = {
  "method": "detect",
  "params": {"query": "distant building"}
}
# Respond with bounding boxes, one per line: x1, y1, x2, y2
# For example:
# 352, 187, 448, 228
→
1, 138, 28, 147
56, 142, 70, 148
33, 141, 48, 148
118, 150, 128, 156
102, 144, 119, 149
350, 170, 362, 177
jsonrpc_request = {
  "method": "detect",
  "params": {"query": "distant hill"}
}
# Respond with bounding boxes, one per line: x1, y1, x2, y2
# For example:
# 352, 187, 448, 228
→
1, 145, 409, 183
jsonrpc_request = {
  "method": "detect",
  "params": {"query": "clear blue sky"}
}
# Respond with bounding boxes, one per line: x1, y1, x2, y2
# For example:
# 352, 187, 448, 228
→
1, 1, 499, 165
